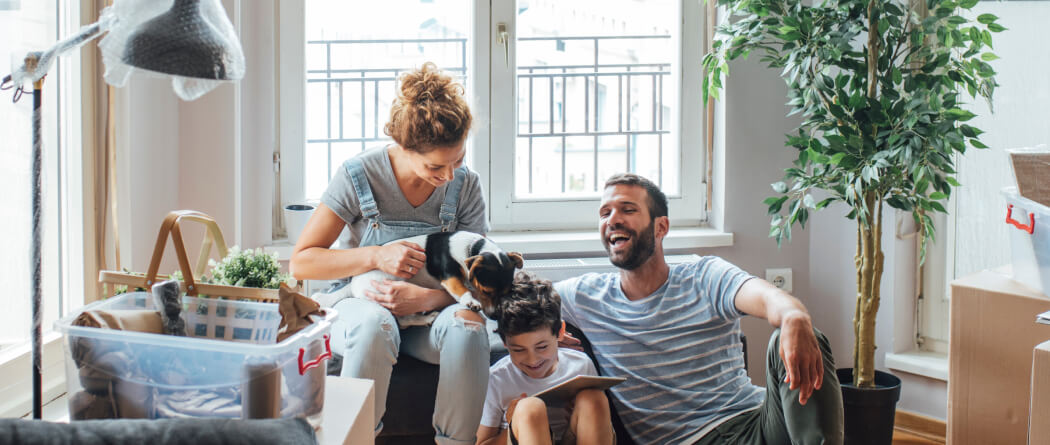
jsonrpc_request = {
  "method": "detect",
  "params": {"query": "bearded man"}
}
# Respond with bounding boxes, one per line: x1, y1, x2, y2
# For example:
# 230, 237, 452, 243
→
552, 173, 844, 445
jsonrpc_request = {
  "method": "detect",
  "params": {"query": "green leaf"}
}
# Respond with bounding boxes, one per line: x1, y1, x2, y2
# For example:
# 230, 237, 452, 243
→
887, 195, 913, 211
947, 177, 961, 187
946, 108, 977, 121
970, 139, 989, 149
772, 181, 788, 194
977, 13, 998, 25
988, 23, 1007, 33
960, 0, 978, 9
768, 196, 789, 214
959, 124, 980, 138
803, 194, 816, 209
930, 192, 947, 200
981, 52, 999, 61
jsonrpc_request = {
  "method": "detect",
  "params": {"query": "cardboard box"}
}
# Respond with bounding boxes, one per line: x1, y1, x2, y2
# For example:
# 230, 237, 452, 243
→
949, 269, 1050, 445
1032, 340, 1050, 445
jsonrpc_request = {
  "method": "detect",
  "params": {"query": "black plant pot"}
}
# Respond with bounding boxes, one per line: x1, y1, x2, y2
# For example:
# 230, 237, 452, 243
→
837, 368, 902, 445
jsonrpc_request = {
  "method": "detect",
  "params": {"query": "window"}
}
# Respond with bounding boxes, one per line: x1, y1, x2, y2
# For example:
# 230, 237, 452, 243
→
279, 0, 709, 234
278, 0, 477, 225
917, 1, 1049, 354
0, 0, 85, 415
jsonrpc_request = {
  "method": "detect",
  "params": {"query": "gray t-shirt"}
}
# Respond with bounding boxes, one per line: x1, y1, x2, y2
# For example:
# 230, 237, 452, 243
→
320, 145, 490, 250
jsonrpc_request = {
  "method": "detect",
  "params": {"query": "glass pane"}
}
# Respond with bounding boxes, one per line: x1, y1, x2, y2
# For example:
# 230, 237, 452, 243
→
0, 1, 61, 351
304, 0, 474, 201
514, 0, 680, 199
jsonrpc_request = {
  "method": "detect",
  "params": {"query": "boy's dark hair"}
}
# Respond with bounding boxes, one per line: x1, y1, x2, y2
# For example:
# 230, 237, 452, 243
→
604, 173, 668, 220
494, 271, 562, 342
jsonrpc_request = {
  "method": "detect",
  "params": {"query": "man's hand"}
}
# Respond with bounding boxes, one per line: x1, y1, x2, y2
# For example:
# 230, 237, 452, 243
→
778, 311, 824, 405
558, 330, 583, 351
365, 279, 437, 316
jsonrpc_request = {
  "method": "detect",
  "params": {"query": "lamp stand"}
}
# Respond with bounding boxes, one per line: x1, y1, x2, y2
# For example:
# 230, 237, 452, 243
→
31, 77, 43, 420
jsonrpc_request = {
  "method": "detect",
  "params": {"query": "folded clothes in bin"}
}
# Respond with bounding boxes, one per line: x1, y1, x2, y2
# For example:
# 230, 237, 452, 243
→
56, 292, 336, 425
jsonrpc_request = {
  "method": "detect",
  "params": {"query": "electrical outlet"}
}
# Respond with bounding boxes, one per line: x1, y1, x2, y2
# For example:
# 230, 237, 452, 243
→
765, 268, 793, 293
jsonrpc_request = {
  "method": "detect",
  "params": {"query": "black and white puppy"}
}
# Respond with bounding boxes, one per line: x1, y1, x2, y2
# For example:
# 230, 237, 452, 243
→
345, 231, 524, 326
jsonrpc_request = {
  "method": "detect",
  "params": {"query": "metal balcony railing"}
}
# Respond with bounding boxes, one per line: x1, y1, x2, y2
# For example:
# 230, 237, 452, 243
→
303, 34, 673, 194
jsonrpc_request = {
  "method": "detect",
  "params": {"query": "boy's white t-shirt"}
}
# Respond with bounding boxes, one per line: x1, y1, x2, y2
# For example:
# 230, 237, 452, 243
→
481, 348, 599, 439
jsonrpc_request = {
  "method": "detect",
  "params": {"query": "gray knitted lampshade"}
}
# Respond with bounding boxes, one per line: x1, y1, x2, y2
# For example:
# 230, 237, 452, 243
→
122, 0, 235, 80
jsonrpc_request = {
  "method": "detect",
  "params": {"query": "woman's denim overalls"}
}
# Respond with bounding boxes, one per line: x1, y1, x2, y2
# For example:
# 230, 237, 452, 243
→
329, 157, 490, 445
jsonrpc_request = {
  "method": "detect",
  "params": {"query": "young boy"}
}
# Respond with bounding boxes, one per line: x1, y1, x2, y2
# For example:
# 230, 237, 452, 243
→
476, 273, 614, 445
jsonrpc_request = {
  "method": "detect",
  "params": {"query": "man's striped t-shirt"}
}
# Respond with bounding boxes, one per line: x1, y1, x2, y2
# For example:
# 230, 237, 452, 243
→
553, 256, 764, 444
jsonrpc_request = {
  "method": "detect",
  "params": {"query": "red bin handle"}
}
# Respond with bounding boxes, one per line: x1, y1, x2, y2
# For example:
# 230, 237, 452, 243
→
1006, 204, 1035, 235
298, 334, 332, 375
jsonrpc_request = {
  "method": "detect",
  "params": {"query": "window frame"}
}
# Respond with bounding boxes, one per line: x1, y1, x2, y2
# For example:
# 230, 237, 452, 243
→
276, 0, 712, 238
486, 0, 708, 231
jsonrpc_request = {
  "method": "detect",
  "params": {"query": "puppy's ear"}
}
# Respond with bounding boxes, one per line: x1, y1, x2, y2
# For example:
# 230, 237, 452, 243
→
507, 252, 524, 269
464, 255, 484, 280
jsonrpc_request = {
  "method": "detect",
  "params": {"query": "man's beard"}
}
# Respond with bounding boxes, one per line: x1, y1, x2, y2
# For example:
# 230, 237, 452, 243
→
604, 221, 656, 270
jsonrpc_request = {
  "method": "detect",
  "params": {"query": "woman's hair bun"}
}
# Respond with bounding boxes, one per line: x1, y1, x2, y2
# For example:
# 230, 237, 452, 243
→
399, 62, 459, 105
385, 62, 472, 152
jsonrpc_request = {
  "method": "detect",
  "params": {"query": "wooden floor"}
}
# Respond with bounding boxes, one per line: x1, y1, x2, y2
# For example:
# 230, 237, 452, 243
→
893, 429, 944, 445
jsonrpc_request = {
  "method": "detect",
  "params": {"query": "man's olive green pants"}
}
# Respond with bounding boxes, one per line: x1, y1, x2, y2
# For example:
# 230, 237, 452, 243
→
694, 328, 844, 445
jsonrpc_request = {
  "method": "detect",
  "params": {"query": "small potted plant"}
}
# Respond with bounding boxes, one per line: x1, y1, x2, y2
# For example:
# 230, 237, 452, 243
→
208, 246, 292, 290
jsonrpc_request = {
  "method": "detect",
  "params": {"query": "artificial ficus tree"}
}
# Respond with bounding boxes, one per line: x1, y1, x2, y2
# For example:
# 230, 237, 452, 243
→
703, 0, 1002, 387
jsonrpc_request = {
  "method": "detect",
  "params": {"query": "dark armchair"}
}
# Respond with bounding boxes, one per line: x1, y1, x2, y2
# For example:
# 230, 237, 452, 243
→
354, 322, 746, 445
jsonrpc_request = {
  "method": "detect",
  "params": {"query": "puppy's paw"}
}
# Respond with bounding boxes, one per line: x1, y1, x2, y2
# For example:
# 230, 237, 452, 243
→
461, 293, 482, 312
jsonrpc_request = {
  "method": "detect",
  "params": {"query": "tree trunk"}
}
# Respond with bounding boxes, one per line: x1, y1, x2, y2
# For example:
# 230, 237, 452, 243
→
853, 192, 884, 388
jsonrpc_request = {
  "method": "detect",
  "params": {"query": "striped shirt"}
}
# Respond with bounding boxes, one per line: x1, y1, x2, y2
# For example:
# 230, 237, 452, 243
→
553, 256, 764, 444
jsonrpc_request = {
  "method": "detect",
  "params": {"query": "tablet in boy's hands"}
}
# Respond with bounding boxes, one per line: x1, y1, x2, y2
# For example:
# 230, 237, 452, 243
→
531, 376, 626, 406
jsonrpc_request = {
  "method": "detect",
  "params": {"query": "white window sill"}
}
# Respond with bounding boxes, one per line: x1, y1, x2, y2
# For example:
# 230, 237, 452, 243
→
1, 331, 68, 418
265, 226, 733, 260
885, 350, 948, 382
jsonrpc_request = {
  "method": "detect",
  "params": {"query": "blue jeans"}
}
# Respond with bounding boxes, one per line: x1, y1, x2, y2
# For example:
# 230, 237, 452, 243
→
331, 297, 490, 445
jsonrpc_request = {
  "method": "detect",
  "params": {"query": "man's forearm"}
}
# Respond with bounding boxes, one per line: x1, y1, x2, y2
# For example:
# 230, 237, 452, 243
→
737, 278, 811, 328
765, 288, 811, 329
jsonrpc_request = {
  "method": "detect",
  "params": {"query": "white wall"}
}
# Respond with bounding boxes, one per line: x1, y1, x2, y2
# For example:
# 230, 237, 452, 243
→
702, 54, 808, 384
119, 75, 179, 272
119, 0, 945, 420
122, 0, 275, 276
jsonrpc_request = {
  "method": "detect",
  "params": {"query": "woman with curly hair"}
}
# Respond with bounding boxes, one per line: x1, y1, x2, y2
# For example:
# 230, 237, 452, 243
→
290, 62, 489, 445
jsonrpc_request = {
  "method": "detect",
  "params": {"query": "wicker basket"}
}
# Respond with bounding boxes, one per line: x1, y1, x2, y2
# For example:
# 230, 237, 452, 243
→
98, 210, 280, 302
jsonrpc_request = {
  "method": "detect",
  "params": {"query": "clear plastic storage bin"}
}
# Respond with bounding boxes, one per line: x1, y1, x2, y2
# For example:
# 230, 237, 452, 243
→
1003, 186, 1050, 296
54, 292, 336, 425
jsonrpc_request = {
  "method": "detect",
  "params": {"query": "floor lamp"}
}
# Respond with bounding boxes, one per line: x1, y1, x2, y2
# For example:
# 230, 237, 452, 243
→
0, 0, 244, 419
